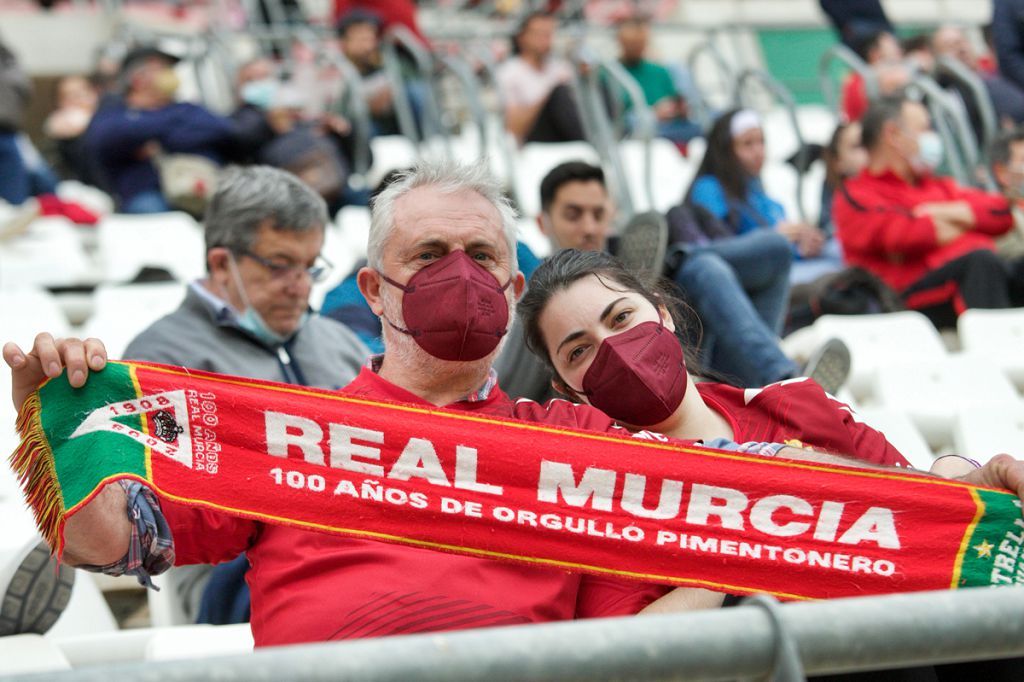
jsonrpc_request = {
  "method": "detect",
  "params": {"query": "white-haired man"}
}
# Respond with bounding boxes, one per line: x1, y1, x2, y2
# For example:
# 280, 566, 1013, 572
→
6, 161, 1024, 646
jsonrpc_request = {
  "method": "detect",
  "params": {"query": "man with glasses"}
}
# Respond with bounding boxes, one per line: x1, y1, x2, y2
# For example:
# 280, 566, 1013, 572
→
121, 164, 368, 625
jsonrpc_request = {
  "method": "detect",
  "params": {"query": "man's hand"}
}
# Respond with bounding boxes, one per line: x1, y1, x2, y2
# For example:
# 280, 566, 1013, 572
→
914, 201, 975, 228
3, 334, 107, 413
777, 222, 825, 257
931, 216, 968, 245
959, 454, 1024, 509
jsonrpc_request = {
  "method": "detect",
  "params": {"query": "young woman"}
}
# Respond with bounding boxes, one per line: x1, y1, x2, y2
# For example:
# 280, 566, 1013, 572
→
518, 248, 981, 478
686, 108, 844, 285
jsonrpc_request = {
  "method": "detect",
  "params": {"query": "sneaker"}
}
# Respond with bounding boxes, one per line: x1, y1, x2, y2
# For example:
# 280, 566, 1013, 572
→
0, 539, 75, 636
616, 210, 668, 283
802, 337, 851, 396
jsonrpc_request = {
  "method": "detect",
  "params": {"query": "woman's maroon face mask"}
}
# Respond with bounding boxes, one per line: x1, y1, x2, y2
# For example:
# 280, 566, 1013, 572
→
380, 250, 513, 361
569, 321, 687, 426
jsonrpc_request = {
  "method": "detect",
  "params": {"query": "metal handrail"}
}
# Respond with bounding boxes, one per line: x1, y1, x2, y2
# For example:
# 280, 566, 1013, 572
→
436, 52, 489, 160
18, 588, 1024, 681
382, 25, 448, 155
600, 58, 658, 211
936, 55, 999, 183
574, 60, 634, 219
324, 52, 373, 188
818, 44, 879, 116
908, 73, 977, 186
733, 68, 810, 223
685, 38, 735, 131
471, 44, 520, 207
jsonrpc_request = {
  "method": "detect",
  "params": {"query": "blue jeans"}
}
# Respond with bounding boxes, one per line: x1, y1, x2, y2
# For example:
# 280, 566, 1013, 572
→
122, 189, 171, 214
0, 132, 30, 204
674, 230, 797, 386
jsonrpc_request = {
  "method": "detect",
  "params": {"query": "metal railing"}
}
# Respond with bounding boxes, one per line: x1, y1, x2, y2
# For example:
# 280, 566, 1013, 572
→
686, 38, 736, 131
818, 44, 878, 117
14, 588, 1024, 681
907, 73, 979, 187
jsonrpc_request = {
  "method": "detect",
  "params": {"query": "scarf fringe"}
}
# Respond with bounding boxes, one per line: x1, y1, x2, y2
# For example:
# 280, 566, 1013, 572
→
9, 392, 65, 554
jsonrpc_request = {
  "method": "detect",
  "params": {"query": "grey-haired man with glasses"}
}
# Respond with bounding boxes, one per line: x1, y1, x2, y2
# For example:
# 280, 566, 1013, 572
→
120, 164, 368, 625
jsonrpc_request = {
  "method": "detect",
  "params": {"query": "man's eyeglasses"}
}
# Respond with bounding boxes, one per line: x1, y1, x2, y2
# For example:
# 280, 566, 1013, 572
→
236, 250, 334, 283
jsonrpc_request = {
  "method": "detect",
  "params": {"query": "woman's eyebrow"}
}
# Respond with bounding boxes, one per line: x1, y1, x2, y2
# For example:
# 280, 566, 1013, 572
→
600, 297, 628, 323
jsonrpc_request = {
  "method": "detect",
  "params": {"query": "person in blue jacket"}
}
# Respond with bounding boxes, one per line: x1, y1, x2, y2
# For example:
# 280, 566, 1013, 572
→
85, 47, 238, 213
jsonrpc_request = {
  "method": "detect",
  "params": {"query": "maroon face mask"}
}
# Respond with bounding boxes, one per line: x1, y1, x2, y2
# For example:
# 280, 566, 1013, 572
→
570, 321, 688, 426
380, 250, 513, 362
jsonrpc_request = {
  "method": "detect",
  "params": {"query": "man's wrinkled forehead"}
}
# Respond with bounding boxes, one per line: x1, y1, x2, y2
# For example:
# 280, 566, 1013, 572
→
387, 186, 508, 255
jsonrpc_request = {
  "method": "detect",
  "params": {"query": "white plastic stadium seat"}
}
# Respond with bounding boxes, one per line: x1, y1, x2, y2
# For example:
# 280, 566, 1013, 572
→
96, 212, 205, 284
874, 354, 1021, 450
46, 570, 118, 638
0, 634, 71, 674
0, 288, 71, 349
854, 406, 935, 471
368, 135, 419, 189
619, 138, 694, 213
953, 403, 1024, 464
144, 624, 254, 661
957, 307, 1024, 390
0, 217, 94, 290
81, 283, 186, 359
783, 312, 949, 403
514, 141, 600, 218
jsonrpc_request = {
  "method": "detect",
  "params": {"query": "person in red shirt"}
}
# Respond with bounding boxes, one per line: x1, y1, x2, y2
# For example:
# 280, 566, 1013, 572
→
516, 246, 1024, 605
833, 94, 1024, 328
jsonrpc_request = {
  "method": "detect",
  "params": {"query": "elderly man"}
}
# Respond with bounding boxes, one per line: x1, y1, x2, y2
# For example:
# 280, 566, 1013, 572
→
6, 161, 1024, 647
833, 95, 1024, 328
121, 165, 368, 623
85, 46, 237, 213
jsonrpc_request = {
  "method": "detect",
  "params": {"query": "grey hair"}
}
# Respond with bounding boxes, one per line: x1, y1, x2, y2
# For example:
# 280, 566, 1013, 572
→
367, 159, 519, 270
204, 165, 329, 255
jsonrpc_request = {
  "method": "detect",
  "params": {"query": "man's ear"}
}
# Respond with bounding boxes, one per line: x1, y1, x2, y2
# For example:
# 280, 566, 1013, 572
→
357, 266, 385, 316
537, 213, 550, 236
206, 248, 231, 292
512, 270, 527, 301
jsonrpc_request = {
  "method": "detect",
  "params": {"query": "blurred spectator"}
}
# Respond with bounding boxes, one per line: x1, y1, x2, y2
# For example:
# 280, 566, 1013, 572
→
686, 109, 843, 285
44, 75, 103, 186
820, 121, 868, 233
85, 47, 238, 213
230, 57, 279, 164
901, 34, 937, 75
258, 87, 354, 212
0, 37, 32, 204
988, 127, 1024, 258
993, 0, 1024, 92
819, 0, 892, 52
335, 9, 405, 137
540, 161, 805, 388
616, 16, 701, 149
332, 0, 424, 43
842, 30, 913, 122
496, 11, 584, 144
933, 24, 1024, 129
833, 95, 1024, 328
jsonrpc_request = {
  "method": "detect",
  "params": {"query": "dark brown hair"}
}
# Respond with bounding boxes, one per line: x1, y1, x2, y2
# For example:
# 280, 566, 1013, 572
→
685, 108, 751, 204
518, 249, 708, 390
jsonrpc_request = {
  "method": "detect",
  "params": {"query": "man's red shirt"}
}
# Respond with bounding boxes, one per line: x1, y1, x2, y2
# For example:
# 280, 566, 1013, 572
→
162, 368, 668, 647
833, 168, 1012, 292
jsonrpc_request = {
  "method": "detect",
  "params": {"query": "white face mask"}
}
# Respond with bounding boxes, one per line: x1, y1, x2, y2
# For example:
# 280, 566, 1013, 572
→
914, 130, 944, 172
226, 254, 308, 346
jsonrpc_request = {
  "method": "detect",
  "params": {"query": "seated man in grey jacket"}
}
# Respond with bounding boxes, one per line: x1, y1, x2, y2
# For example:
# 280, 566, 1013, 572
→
124, 165, 369, 624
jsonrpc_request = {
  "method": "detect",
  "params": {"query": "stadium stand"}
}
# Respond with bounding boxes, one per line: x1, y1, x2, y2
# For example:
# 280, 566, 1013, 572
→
0, 0, 1022, 677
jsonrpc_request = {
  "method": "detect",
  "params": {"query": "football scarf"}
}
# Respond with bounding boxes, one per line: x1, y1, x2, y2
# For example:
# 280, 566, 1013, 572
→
10, 360, 1024, 600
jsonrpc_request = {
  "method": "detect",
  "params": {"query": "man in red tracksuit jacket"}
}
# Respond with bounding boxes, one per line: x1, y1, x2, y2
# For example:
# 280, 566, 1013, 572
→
833, 94, 1024, 327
